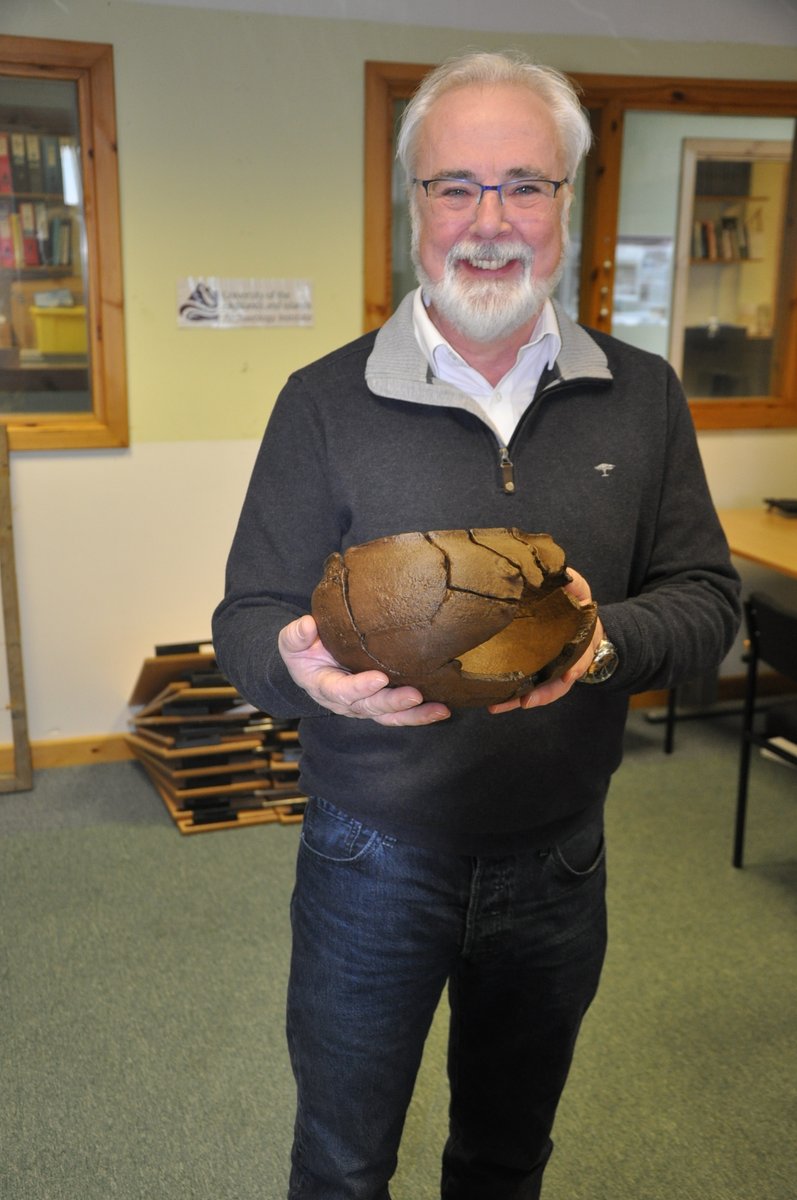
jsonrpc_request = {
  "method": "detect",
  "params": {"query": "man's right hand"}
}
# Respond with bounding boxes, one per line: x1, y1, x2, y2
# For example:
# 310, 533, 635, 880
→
278, 614, 451, 726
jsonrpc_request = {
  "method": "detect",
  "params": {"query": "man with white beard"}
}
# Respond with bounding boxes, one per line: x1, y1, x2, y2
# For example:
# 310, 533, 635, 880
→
213, 51, 740, 1200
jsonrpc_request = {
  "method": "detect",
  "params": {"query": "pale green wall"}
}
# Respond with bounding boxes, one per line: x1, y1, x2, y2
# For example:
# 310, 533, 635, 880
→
619, 113, 796, 238
4, 0, 797, 443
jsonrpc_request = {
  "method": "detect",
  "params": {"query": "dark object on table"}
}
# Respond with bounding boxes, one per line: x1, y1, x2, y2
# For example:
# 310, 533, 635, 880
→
764, 498, 797, 517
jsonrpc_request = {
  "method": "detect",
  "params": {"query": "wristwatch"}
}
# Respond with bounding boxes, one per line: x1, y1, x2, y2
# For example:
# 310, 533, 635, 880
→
578, 636, 619, 685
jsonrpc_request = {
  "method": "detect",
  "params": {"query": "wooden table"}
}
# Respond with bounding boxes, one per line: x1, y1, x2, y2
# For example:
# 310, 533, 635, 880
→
717, 507, 797, 580
655, 505, 796, 752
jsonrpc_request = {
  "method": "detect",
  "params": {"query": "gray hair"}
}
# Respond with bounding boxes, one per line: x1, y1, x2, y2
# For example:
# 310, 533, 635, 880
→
395, 51, 593, 187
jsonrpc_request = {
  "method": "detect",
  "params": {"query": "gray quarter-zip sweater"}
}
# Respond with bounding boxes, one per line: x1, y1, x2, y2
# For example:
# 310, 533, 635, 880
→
212, 292, 740, 853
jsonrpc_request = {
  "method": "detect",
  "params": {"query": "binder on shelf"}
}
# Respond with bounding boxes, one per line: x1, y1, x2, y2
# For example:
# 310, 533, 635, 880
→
9, 132, 28, 193
40, 135, 63, 197
25, 134, 43, 194
0, 134, 12, 194
0, 202, 14, 269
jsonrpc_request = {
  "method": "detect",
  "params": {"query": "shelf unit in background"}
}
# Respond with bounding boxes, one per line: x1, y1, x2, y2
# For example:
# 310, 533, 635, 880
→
0, 128, 87, 376
0, 35, 128, 450
670, 138, 791, 400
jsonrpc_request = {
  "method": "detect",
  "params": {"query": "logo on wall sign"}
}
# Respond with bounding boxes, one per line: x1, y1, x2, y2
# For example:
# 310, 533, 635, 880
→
177, 276, 314, 328
594, 463, 615, 478
178, 280, 221, 323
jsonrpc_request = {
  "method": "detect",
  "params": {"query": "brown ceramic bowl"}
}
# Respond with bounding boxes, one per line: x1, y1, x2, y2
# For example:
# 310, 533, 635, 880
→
311, 527, 597, 708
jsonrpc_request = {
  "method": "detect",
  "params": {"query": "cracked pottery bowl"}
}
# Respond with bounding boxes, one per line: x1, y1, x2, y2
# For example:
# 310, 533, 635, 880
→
311, 527, 597, 708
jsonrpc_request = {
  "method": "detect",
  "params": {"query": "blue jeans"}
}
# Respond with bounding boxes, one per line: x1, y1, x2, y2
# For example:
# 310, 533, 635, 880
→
286, 797, 607, 1200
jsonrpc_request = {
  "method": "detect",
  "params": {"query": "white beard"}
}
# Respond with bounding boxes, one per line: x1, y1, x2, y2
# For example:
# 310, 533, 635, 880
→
412, 235, 565, 344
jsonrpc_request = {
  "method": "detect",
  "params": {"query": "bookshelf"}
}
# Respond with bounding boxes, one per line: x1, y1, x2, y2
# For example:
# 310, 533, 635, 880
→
0, 37, 128, 450
670, 138, 791, 399
689, 195, 767, 265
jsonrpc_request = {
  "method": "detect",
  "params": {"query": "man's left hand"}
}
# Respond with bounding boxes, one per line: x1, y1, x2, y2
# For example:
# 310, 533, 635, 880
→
487, 568, 603, 714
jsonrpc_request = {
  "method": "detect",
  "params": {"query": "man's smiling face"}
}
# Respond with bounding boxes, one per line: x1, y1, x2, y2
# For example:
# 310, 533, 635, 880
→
411, 82, 570, 345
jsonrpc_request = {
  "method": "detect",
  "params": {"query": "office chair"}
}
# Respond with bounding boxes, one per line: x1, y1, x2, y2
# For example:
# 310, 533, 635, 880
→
733, 592, 797, 868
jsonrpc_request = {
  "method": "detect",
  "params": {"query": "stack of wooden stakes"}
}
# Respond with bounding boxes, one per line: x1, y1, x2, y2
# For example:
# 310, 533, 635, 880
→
127, 642, 306, 834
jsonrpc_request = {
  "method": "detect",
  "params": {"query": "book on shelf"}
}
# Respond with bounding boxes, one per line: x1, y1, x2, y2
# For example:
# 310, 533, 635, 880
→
18, 201, 40, 266
719, 215, 737, 261
34, 201, 50, 264
692, 214, 754, 263
48, 215, 72, 267
8, 211, 24, 268
0, 203, 67, 269
692, 219, 710, 259
704, 219, 718, 260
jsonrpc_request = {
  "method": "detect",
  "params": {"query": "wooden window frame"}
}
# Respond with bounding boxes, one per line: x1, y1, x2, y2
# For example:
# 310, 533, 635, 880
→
0, 35, 128, 450
364, 62, 797, 431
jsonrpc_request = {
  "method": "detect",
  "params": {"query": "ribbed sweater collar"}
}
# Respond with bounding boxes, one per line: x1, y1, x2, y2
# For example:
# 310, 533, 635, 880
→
364, 289, 613, 412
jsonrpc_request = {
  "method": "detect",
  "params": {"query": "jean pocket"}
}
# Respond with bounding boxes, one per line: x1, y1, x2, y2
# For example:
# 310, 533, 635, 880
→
551, 816, 606, 879
299, 796, 381, 864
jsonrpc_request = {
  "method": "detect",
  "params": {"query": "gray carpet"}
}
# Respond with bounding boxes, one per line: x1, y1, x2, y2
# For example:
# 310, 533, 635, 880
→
1, 711, 795, 1199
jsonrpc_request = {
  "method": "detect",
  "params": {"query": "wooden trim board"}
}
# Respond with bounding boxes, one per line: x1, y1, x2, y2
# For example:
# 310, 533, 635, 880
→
0, 733, 133, 772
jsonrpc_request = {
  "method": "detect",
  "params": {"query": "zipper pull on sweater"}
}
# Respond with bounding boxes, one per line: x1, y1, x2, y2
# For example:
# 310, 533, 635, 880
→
499, 446, 516, 493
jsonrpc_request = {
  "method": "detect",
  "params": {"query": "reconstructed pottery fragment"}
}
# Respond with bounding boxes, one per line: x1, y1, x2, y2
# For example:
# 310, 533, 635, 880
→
311, 528, 597, 707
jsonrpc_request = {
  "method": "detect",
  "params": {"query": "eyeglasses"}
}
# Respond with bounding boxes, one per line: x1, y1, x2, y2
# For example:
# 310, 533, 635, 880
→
414, 176, 568, 215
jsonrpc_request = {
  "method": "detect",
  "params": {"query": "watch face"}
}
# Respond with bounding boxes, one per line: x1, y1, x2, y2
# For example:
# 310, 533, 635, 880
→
591, 656, 617, 682
583, 639, 619, 684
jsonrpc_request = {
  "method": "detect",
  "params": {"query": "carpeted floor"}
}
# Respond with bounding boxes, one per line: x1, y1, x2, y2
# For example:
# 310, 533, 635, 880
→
1, 710, 795, 1199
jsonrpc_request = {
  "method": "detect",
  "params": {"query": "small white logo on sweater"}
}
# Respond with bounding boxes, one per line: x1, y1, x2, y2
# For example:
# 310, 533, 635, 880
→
594, 462, 615, 478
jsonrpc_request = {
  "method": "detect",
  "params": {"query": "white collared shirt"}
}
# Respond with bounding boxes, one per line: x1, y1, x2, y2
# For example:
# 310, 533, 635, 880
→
411, 287, 562, 446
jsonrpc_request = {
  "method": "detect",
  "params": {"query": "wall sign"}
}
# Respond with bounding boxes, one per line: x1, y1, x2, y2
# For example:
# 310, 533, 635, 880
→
177, 276, 313, 328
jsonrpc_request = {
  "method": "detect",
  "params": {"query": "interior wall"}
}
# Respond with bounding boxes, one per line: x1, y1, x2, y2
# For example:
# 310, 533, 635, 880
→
2, 0, 797, 741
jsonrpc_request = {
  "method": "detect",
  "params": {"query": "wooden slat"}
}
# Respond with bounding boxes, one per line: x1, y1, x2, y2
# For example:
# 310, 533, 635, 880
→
0, 425, 32, 792
128, 651, 216, 704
